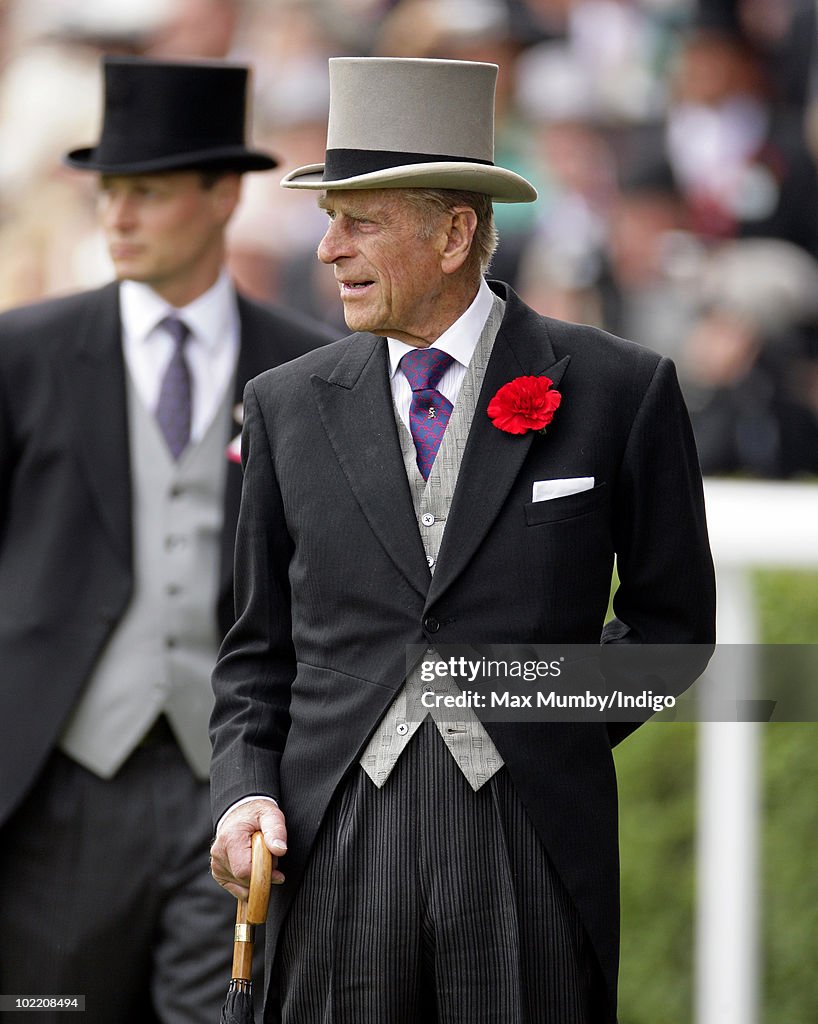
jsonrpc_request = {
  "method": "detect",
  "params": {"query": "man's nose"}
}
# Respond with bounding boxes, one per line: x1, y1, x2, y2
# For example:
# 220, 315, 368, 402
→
104, 193, 137, 231
317, 219, 346, 264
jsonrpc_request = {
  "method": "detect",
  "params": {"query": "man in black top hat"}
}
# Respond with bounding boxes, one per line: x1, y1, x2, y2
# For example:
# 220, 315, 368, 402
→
0, 57, 330, 1023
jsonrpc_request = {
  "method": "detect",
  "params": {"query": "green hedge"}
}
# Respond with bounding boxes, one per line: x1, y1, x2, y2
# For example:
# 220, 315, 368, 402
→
614, 570, 818, 1024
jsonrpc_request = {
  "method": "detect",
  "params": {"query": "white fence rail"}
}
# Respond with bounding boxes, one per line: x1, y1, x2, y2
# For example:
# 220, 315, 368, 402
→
695, 480, 818, 1024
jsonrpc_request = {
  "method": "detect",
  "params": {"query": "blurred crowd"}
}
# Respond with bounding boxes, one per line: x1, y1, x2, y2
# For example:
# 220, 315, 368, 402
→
1, 0, 817, 478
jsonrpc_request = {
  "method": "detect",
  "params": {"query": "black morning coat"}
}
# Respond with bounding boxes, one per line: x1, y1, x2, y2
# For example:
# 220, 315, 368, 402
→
210, 281, 717, 1023
0, 281, 332, 828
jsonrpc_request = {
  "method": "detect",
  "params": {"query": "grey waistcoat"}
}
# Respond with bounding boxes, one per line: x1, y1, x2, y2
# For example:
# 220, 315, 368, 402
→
360, 294, 506, 791
60, 370, 233, 779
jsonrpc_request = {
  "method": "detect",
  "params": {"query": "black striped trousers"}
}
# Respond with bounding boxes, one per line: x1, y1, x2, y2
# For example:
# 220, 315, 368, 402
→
277, 719, 597, 1023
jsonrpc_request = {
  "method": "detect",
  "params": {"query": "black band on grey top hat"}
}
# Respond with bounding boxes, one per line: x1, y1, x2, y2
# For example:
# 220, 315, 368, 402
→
64, 56, 277, 174
281, 57, 536, 203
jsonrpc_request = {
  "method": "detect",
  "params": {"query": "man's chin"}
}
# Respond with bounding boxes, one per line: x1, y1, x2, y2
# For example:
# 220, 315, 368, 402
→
341, 308, 383, 336
112, 263, 148, 283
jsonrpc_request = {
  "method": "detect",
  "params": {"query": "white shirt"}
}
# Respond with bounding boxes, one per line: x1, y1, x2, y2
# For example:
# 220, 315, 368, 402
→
387, 277, 495, 427
120, 271, 240, 441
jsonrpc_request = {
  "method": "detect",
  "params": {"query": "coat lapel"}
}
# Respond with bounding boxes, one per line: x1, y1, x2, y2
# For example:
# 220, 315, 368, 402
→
426, 284, 571, 609
311, 333, 432, 599
72, 283, 132, 569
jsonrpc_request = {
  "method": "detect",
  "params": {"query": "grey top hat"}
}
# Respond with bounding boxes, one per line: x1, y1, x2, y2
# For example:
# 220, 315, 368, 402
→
64, 56, 277, 175
280, 57, 536, 203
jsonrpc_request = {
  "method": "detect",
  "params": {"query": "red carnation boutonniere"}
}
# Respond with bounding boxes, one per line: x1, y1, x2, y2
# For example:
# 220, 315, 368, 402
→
226, 434, 242, 464
487, 375, 562, 435
226, 402, 244, 464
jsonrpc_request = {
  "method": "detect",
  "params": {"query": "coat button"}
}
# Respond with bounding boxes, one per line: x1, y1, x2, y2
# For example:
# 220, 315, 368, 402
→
424, 615, 440, 633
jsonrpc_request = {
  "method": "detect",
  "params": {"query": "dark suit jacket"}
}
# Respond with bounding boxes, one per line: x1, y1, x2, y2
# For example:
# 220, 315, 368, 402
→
0, 281, 331, 828
210, 281, 716, 1022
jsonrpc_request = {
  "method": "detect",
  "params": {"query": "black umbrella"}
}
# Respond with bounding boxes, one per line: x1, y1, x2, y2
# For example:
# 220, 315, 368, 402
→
220, 831, 272, 1024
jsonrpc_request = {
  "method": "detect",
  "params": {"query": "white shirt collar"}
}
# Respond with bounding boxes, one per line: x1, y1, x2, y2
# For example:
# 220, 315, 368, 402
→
387, 277, 494, 378
119, 270, 236, 352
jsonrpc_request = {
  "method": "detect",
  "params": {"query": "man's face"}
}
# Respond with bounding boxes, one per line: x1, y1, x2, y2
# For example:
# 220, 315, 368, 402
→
316, 189, 451, 347
98, 171, 239, 305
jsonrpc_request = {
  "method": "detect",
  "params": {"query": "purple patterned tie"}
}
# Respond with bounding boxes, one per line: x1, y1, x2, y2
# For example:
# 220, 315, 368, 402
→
401, 348, 455, 480
155, 316, 192, 460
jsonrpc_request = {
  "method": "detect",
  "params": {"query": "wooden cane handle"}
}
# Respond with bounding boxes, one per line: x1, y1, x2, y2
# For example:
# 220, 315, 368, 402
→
231, 832, 273, 981
247, 830, 273, 925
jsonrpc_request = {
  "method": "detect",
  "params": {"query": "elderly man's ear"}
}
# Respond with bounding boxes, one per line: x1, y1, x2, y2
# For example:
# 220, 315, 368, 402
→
440, 206, 478, 275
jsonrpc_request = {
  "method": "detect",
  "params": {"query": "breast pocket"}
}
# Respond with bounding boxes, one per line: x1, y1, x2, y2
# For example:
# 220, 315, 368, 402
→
524, 482, 608, 526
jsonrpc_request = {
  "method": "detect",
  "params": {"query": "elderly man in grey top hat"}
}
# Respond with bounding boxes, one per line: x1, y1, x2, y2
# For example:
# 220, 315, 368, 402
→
210, 57, 715, 1024
0, 56, 331, 1024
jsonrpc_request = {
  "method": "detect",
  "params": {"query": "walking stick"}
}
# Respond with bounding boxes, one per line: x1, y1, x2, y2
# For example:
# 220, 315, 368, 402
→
219, 832, 273, 1024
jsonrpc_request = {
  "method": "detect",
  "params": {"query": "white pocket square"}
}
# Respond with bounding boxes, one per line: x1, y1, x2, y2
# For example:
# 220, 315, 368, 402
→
532, 476, 594, 502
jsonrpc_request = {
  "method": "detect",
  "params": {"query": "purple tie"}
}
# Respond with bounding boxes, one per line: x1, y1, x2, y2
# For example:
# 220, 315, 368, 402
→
155, 316, 192, 460
401, 348, 455, 480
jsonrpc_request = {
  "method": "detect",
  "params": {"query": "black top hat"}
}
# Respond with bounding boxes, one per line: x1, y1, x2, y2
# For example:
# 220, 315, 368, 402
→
64, 56, 277, 174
